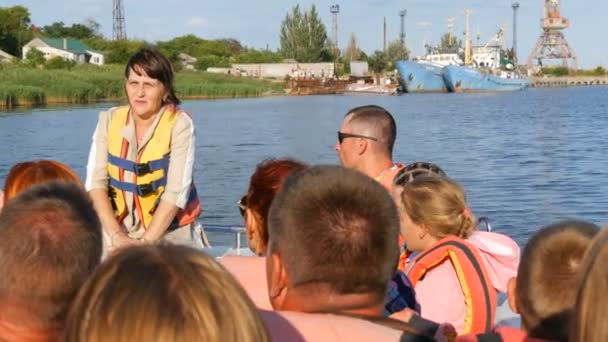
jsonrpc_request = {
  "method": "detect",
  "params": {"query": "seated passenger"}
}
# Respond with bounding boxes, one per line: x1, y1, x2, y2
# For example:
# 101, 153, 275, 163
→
220, 158, 308, 310
458, 220, 599, 342
64, 245, 269, 342
569, 223, 608, 342
394, 175, 519, 334
263, 165, 455, 341
0, 182, 101, 342
0, 159, 81, 211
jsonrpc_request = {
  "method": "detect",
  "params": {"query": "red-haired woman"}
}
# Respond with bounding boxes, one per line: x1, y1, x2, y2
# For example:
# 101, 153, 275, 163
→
239, 158, 309, 255
221, 158, 308, 310
1, 160, 81, 210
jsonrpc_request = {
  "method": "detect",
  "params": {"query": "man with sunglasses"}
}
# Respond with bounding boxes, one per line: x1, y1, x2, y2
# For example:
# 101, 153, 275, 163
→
335, 105, 404, 191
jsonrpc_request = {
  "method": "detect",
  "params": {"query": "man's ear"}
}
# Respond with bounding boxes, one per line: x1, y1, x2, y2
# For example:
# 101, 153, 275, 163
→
357, 138, 368, 155
0, 190, 4, 212
507, 277, 519, 314
266, 253, 289, 310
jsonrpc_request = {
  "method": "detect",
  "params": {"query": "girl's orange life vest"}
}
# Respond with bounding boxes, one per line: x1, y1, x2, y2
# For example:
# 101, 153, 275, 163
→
106, 106, 201, 229
405, 235, 497, 335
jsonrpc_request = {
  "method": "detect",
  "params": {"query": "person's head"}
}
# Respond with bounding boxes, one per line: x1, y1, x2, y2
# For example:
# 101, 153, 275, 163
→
391, 161, 447, 211
393, 161, 447, 189
335, 105, 397, 169
506, 220, 599, 341
125, 47, 179, 118
396, 176, 475, 252
64, 245, 269, 342
0, 181, 101, 330
508, 220, 600, 341
1, 160, 80, 209
569, 224, 608, 342
240, 158, 308, 255
266, 165, 399, 315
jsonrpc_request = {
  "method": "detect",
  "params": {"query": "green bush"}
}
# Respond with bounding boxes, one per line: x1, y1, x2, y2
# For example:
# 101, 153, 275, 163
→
541, 67, 569, 76
45, 57, 76, 70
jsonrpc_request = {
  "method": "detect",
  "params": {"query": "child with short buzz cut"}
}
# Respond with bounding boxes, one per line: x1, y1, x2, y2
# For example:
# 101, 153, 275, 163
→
505, 220, 599, 341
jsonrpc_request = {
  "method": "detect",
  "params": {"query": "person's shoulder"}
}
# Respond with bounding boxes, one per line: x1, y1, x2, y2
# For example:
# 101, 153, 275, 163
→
99, 105, 128, 120
172, 108, 195, 127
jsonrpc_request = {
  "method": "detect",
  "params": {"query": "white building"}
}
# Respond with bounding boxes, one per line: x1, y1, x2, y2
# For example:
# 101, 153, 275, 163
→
0, 49, 15, 63
22, 38, 104, 65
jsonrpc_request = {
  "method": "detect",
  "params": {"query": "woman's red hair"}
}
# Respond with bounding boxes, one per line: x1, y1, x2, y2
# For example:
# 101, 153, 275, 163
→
3, 160, 81, 201
246, 158, 308, 245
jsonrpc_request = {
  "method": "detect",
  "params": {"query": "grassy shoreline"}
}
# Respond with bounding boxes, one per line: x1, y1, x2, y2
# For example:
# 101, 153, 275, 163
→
0, 64, 284, 110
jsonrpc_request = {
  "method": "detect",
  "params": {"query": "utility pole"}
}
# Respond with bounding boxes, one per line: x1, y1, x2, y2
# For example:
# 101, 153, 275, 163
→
447, 17, 455, 48
383, 17, 387, 53
511, 2, 519, 64
464, 9, 471, 65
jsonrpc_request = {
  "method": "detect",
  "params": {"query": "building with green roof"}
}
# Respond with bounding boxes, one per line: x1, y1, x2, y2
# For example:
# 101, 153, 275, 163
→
22, 37, 104, 65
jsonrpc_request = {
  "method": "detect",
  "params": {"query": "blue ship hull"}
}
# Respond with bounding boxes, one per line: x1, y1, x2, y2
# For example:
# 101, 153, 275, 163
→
443, 66, 530, 92
396, 61, 448, 93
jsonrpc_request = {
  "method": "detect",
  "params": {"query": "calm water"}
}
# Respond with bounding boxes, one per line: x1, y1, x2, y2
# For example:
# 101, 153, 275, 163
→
1, 87, 607, 246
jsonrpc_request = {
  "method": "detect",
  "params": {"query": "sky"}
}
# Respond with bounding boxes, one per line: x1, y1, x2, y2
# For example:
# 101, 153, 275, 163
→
3, 0, 605, 68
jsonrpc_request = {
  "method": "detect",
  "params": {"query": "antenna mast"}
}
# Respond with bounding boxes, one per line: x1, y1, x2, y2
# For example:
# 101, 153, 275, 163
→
113, 0, 127, 40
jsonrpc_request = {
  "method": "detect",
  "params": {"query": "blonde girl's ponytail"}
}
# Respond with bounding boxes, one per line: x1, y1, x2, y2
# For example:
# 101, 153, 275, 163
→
400, 176, 476, 240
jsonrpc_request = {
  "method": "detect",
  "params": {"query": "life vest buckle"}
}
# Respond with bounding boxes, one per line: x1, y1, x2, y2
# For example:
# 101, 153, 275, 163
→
134, 162, 152, 176
137, 183, 154, 196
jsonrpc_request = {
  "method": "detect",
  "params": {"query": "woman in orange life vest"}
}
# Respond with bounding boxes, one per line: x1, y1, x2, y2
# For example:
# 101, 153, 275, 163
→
85, 47, 204, 253
392, 175, 519, 335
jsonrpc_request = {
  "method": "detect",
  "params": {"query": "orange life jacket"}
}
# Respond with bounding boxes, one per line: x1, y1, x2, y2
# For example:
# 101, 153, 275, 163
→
405, 235, 497, 335
456, 326, 550, 342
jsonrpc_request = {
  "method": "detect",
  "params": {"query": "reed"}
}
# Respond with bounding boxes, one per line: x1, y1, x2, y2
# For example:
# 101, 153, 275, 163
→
0, 64, 283, 109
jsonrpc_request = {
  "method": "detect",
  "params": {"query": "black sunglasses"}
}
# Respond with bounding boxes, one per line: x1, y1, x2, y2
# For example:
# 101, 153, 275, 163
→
337, 131, 378, 144
237, 195, 247, 217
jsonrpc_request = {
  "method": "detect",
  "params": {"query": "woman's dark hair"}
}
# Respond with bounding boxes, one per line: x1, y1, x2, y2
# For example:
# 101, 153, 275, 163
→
125, 47, 180, 105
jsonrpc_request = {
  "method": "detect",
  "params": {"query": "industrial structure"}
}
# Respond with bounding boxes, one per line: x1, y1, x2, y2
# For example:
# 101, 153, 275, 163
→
511, 2, 519, 64
330, 4, 339, 53
399, 10, 407, 51
527, 0, 577, 74
113, 0, 127, 40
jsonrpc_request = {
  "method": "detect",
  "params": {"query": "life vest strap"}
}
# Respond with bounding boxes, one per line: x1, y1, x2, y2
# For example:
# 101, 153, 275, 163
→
108, 153, 169, 176
109, 177, 166, 196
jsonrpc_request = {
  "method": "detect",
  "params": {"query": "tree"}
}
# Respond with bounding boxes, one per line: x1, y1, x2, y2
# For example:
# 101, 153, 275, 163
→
386, 39, 410, 67
235, 49, 283, 64
438, 32, 462, 53
279, 4, 329, 62
41, 21, 99, 40
0, 5, 32, 57
343, 33, 362, 62
367, 50, 388, 74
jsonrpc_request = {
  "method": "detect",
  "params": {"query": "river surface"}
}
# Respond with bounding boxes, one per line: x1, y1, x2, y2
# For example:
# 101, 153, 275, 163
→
1, 87, 607, 247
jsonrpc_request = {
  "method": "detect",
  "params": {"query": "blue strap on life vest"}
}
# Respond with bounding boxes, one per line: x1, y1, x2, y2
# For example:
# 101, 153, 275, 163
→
109, 177, 166, 196
108, 153, 169, 176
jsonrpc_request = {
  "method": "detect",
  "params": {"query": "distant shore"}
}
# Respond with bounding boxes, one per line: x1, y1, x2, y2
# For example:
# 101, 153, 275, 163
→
0, 64, 284, 110
530, 75, 608, 88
